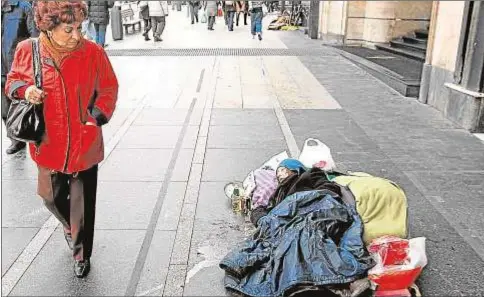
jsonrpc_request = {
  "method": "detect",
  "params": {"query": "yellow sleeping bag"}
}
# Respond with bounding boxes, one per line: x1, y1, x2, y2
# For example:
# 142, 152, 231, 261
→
332, 172, 408, 245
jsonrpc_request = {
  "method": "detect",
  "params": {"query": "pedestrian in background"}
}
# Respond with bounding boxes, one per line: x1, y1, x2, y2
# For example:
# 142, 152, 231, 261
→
250, 1, 263, 40
204, 1, 218, 30
224, 1, 236, 31
1, 0, 39, 155
147, 1, 168, 42
138, 0, 151, 41
189, 1, 200, 24
81, 1, 96, 40
5, 0, 118, 278
87, 0, 115, 47
235, 1, 248, 26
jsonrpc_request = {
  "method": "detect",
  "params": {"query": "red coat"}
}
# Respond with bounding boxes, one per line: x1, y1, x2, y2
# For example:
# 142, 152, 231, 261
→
5, 39, 118, 173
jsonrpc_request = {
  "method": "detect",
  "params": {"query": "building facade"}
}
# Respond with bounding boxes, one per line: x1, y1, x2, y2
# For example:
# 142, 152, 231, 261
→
316, 1, 484, 132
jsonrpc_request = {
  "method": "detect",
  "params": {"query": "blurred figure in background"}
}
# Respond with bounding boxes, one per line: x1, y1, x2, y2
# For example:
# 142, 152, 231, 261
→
1, 0, 39, 155
87, 0, 115, 47
204, 1, 218, 30
224, 1, 236, 31
138, 0, 151, 41
235, 1, 248, 26
147, 0, 168, 42
250, 1, 263, 40
189, 1, 201, 24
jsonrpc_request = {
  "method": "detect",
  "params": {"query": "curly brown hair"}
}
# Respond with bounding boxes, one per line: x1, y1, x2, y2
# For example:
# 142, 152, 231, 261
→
34, 1, 87, 32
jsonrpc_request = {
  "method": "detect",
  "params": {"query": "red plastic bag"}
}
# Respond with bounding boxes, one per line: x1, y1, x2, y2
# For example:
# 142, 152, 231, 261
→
368, 236, 409, 266
368, 237, 427, 291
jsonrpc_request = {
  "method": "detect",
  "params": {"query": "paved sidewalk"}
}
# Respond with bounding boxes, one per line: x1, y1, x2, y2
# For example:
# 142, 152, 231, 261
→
2, 7, 484, 297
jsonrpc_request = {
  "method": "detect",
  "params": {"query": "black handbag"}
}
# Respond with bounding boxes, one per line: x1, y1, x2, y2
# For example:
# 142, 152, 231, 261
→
6, 38, 45, 145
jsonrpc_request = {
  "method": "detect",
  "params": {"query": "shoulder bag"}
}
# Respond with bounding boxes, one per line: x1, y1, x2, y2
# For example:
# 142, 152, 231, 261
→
6, 38, 45, 145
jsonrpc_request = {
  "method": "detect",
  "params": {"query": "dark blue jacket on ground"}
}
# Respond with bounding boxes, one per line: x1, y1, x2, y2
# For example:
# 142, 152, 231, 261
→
220, 189, 374, 297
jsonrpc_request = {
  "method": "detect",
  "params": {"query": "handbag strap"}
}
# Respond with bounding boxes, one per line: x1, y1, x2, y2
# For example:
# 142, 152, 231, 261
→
31, 38, 42, 89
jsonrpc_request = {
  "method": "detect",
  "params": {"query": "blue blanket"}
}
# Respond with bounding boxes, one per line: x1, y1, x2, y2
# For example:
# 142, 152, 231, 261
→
220, 190, 374, 297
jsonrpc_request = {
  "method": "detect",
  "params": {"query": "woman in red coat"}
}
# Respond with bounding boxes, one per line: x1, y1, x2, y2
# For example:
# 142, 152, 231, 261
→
5, 1, 118, 278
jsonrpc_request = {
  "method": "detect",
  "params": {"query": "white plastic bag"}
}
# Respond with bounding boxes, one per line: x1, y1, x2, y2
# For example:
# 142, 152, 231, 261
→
299, 138, 336, 170
261, 151, 289, 171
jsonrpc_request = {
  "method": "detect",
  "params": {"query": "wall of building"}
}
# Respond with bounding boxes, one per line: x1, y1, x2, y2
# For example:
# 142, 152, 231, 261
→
319, 1, 347, 44
425, 1, 465, 112
319, 1, 432, 46
423, 1, 483, 132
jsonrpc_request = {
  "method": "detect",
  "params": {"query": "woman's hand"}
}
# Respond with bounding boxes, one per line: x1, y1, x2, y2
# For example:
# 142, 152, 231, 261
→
25, 85, 46, 104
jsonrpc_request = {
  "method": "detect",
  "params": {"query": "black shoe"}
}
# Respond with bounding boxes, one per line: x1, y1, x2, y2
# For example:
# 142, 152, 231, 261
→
64, 231, 74, 250
142, 32, 147, 37
145, 36, 151, 41
258, 34, 262, 41
74, 259, 91, 278
154, 37, 163, 42
191, 21, 194, 24
6, 141, 25, 155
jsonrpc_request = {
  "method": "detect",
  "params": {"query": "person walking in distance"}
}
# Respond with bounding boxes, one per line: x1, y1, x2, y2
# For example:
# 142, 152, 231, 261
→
250, 1, 263, 40
5, 0, 118, 278
1, 0, 39, 155
204, 1, 218, 30
147, 1, 168, 42
224, 1, 236, 31
189, 1, 200, 24
235, 1, 248, 26
87, 0, 114, 47
138, 1, 151, 41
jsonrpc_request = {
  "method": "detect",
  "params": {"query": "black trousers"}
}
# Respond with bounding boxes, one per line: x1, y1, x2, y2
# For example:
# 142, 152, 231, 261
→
143, 18, 152, 35
38, 165, 98, 261
1, 84, 10, 125
236, 11, 247, 25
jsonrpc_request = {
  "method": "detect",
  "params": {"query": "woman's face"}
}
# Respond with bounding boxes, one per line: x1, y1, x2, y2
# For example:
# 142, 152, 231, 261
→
50, 22, 83, 49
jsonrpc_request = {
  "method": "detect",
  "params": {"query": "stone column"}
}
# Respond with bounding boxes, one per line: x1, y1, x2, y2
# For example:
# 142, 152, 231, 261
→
308, 1, 320, 39
363, 1, 396, 46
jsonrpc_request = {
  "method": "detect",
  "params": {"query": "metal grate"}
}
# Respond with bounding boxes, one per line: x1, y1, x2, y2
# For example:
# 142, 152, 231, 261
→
105, 48, 329, 57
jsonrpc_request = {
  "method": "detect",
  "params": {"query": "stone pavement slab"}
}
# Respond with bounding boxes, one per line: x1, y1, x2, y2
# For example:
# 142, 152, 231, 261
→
2, 179, 50, 228
9, 230, 145, 296
1, 228, 38, 276
95, 181, 162, 230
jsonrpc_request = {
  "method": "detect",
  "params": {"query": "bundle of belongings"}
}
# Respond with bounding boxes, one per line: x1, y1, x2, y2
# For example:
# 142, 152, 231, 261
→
221, 139, 426, 297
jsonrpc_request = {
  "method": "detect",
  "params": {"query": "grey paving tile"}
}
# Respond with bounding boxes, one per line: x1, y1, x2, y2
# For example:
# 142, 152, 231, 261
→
186, 224, 249, 296
99, 149, 172, 182
170, 203, 197, 265
183, 266, 228, 297
163, 265, 186, 297
195, 182, 245, 231
171, 149, 195, 182
156, 182, 187, 231
117, 126, 182, 149
405, 171, 484, 240
182, 126, 199, 149
2, 154, 38, 180
283, 109, 352, 128
10, 230, 145, 296
202, 149, 286, 182
290, 124, 379, 154
210, 109, 278, 126
2, 179, 51, 228
2, 228, 38, 276
207, 125, 286, 149
95, 181, 161, 230
135, 231, 176, 297
134, 109, 189, 126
